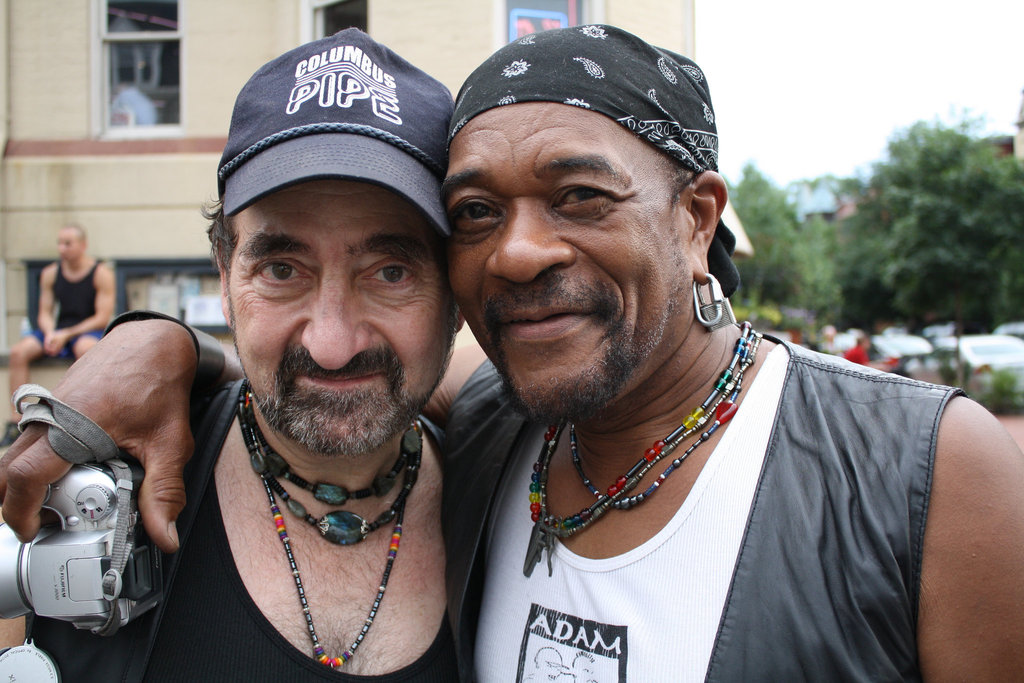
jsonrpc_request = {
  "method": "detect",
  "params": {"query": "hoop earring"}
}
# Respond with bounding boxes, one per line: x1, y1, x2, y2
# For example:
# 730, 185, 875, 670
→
693, 273, 737, 331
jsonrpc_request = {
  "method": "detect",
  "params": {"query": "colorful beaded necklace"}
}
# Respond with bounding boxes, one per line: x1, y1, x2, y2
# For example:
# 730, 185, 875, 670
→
525, 323, 761, 577
236, 381, 419, 667
238, 382, 421, 545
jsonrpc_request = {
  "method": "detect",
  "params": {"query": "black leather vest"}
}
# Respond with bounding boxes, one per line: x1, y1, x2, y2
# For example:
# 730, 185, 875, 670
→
442, 344, 961, 682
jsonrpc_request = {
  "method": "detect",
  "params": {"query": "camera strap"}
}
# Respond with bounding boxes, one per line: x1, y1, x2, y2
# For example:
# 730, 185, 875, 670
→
94, 458, 136, 636
13, 385, 136, 636
12, 384, 120, 464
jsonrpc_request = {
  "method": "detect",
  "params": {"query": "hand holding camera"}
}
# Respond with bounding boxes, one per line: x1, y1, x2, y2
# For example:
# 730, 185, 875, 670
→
0, 459, 161, 633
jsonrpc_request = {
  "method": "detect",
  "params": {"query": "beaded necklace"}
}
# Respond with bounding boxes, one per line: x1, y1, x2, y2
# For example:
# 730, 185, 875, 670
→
259, 440, 408, 504
236, 381, 419, 667
238, 383, 421, 545
525, 323, 761, 577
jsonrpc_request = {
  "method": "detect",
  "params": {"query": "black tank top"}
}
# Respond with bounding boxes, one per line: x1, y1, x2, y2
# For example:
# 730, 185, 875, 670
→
143, 469, 459, 681
27, 382, 459, 682
53, 262, 99, 329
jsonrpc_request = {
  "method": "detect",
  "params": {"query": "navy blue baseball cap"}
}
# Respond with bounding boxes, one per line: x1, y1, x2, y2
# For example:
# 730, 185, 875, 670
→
218, 28, 454, 236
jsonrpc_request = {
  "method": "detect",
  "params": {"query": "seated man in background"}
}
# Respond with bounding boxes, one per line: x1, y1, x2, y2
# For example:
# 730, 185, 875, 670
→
2, 224, 113, 447
0, 29, 460, 681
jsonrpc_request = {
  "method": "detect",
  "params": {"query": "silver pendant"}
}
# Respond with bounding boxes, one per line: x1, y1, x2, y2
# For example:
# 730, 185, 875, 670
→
318, 510, 370, 545
0, 639, 61, 681
524, 520, 554, 577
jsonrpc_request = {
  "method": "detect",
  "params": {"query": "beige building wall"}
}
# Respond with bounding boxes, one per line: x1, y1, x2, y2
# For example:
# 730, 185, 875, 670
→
2, 0, 700, 354
605, 0, 695, 58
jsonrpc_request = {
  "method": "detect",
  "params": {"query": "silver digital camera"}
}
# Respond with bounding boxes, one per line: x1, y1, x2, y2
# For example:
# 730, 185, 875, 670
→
0, 460, 161, 632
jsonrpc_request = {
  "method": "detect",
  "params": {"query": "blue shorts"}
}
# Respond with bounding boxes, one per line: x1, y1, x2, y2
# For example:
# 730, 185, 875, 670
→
27, 329, 103, 359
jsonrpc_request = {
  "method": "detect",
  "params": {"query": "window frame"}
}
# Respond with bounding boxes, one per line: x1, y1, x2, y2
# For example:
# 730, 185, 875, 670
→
95, 0, 185, 139
498, 0, 604, 48
301, 0, 369, 42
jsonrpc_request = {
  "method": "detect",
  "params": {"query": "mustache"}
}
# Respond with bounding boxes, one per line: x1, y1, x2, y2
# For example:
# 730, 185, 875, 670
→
277, 345, 403, 386
482, 275, 620, 336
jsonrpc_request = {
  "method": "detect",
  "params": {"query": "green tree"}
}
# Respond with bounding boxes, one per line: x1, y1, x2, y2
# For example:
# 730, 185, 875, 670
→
793, 204, 840, 320
729, 163, 838, 327
834, 175, 900, 329
839, 119, 1024, 382
843, 120, 1024, 333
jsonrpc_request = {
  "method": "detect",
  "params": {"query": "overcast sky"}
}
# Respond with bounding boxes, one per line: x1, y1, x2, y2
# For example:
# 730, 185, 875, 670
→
694, 0, 1024, 187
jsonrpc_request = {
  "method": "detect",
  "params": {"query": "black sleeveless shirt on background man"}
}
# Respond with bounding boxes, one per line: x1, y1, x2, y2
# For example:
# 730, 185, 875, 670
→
53, 262, 99, 329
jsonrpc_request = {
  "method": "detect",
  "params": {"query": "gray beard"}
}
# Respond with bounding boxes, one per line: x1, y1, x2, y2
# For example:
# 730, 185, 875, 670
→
228, 292, 458, 457
249, 345, 425, 457
483, 275, 679, 424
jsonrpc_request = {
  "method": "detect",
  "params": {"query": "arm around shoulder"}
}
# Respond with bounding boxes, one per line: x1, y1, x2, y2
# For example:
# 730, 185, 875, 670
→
0, 318, 206, 553
917, 396, 1024, 680
422, 340, 489, 427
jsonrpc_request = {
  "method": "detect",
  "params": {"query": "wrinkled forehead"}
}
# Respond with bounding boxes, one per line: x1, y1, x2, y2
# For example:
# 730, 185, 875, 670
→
444, 102, 677, 202
232, 180, 444, 257
448, 101, 651, 166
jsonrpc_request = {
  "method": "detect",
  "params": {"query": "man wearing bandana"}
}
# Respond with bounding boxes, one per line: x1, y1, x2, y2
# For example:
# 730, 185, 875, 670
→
3, 26, 1023, 681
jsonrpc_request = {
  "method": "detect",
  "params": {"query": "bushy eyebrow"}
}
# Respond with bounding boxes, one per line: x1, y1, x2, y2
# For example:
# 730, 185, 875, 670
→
238, 230, 435, 266
441, 154, 622, 201
239, 232, 310, 262
544, 155, 621, 180
351, 233, 433, 264
441, 169, 481, 202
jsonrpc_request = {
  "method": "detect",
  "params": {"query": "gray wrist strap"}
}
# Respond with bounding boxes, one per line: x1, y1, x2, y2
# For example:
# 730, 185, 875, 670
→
12, 385, 134, 636
13, 384, 119, 464
94, 458, 135, 636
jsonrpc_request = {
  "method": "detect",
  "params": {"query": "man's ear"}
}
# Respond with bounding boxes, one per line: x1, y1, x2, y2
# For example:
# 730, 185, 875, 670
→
685, 171, 728, 275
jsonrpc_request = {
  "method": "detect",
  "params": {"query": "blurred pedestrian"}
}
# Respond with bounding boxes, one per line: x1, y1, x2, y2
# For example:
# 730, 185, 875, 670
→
2, 224, 114, 447
842, 330, 872, 366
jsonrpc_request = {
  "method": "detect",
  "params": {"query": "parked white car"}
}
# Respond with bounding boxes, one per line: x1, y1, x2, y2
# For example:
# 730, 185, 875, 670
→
923, 334, 1024, 392
993, 322, 1024, 341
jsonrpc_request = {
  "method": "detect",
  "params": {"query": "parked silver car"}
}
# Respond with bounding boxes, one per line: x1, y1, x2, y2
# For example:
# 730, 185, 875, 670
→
919, 334, 1024, 393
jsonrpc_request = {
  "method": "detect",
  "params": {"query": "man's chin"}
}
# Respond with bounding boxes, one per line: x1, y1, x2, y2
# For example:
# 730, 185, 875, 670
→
499, 368, 626, 424
256, 386, 409, 457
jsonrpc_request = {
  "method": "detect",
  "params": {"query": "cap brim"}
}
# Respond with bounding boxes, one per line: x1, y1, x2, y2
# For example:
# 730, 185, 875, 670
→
222, 133, 450, 236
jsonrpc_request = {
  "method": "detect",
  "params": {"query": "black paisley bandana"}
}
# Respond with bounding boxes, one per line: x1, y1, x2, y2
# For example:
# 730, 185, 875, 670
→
449, 24, 740, 296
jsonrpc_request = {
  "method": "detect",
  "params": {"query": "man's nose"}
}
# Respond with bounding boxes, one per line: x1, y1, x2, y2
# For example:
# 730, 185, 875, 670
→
299, 286, 375, 371
487, 205, 575, 283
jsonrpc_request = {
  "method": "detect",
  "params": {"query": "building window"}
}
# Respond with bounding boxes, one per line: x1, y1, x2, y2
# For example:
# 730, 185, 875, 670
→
103, 1, 181, 131
507, 0, 585, 41
313, 0, 367, 37
116, 259, 227, 334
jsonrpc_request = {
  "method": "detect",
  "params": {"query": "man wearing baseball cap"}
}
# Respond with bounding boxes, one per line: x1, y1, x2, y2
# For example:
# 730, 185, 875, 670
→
4, 25, 1024, 682
0, 29, 460, 681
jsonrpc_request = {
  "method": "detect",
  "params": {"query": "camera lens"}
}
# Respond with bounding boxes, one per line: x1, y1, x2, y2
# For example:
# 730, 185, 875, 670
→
0, 525, 33, 618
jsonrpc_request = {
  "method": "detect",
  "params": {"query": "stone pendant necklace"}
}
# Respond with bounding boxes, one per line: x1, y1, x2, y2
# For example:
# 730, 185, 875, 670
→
235, 380, 420, 667
237, 380, 421, 545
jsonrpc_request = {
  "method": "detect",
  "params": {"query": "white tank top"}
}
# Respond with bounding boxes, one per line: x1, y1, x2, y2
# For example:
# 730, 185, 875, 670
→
475, 345, 789, 682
